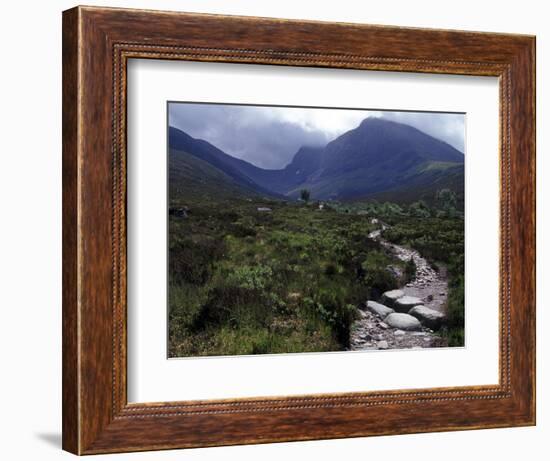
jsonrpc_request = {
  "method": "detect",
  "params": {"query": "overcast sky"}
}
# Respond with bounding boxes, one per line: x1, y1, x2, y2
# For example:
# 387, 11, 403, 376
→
169, 103, 465, 170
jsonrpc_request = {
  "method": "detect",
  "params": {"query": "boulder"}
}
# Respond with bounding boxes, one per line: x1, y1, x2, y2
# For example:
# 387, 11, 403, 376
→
168, 207, 189, 218
365, 300, 394, 319
394, 295, 423, 312
408, 305, 446, 330
385, 313, 422, 331
381, 289, 405, 307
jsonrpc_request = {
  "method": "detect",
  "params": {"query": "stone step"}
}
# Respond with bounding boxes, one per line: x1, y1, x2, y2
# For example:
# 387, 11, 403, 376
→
394, 295, 423, 312
381, 289, 405, 308
408, 305, 446, 330
385, 313, 422, 331
365, 300, 394, 319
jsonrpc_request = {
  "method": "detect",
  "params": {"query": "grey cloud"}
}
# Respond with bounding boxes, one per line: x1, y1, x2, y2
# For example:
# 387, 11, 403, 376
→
169, 103, 329, 169
169, 103, 465, 170
377, 111, 465, 153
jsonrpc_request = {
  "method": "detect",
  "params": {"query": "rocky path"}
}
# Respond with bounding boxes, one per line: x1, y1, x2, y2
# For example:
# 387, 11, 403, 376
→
350, 223, 448, 351
370, 226, 448, 314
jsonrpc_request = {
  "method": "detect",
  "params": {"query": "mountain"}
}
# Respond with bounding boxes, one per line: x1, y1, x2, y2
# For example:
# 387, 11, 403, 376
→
168, 127, 282, 198
287, 118, 464, 200
169, 148, 262, 202
234, 145, 324, 193
168, 118, 464, 204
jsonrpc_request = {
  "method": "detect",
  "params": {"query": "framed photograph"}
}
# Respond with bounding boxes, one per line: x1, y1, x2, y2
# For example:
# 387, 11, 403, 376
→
62, 6, 535, 455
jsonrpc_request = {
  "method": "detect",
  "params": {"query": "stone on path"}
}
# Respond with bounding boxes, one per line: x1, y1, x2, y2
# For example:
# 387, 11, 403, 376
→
377, 340, 389, 350
365, 300, 394, 319
381, 289, 405, 307
394, 295, 423, 312
385, 313, 422, 331
408, 305, 446, 330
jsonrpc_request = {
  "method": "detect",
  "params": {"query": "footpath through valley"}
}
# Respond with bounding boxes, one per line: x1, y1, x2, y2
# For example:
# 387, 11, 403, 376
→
350, 223, 448, 351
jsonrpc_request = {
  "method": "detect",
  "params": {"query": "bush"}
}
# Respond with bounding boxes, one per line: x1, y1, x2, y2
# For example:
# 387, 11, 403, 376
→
404, 257, 416, 283
311, 288, 358, 347
324, 262, 338, 277
229, 223, 256, 238
361, 251, 398, 299
169, 238, 225, 285
192, 285, 272, 331
226, 265, 273, 290
444, 253, 465, 346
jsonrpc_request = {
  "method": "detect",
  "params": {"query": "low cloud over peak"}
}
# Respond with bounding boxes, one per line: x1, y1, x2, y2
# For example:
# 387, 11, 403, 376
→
169, 103, 464, 169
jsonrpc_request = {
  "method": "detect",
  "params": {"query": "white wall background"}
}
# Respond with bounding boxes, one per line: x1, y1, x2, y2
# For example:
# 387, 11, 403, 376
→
0, 1, 545, 459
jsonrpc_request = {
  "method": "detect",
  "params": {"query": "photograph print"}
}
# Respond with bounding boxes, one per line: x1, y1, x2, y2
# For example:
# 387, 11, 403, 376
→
167, 102, 465, 358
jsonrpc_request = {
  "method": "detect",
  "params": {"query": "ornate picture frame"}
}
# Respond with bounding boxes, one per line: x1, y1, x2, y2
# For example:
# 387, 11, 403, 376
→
62, 6, 535, 454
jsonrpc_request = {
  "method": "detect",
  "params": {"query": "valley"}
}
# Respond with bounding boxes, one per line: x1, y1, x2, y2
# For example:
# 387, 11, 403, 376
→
168, 193, 464, 357
167, 116, 465, 357
169, 117, 465, 205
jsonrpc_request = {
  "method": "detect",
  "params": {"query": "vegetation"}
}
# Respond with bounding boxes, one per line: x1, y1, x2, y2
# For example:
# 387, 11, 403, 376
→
168, 188, 464, 356
404, 257, 417, 283
169, 197, 399, 357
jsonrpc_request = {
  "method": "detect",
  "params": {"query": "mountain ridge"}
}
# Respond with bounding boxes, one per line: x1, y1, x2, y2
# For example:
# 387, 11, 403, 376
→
168, 117, 464, 203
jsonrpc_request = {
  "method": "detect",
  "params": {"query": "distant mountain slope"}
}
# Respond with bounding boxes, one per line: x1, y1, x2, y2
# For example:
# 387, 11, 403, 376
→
169, 148, 262, 202
318, 118, 463, 178
240, 145, 324, 193
296, 118, 464, 199
358, 162, 465, 209
169, 118, 464, 204
169, 127, 282, 198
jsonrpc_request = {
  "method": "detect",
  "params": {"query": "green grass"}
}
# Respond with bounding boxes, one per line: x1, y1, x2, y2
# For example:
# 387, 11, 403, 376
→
168, 192, 465, 356
418, 161, 462, 172
167, 196, 412, 357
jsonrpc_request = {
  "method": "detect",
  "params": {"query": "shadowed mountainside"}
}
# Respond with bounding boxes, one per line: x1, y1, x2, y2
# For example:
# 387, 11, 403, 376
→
168, 117, 464, 204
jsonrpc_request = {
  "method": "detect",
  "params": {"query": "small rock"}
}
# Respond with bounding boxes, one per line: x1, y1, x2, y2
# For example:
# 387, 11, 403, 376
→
377, 340, 389, 350
385, 313, 422, 331
365, 300, 394, 319
394, 330, 405, 336
169, 207, 189, 218
379, 322, 389, 330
